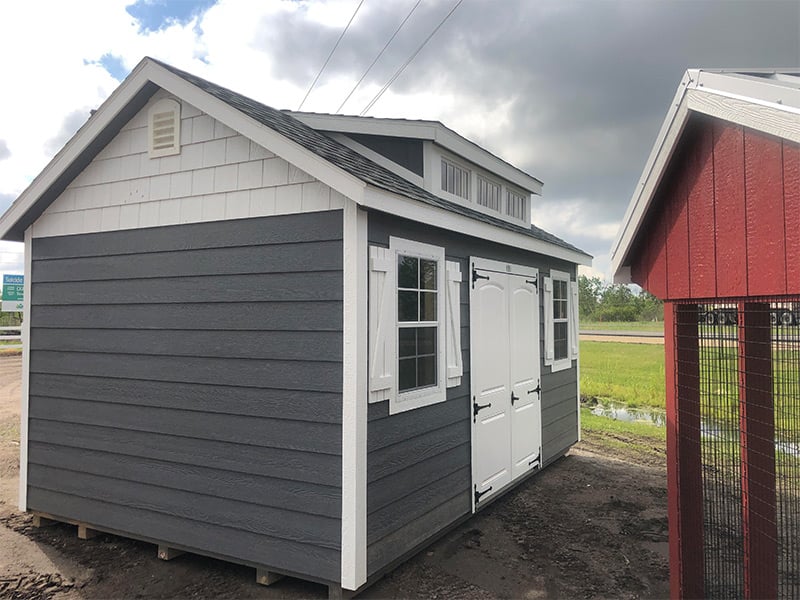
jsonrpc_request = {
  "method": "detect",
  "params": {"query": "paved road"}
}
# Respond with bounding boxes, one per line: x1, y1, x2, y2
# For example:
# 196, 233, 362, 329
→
580, 330, 664, 344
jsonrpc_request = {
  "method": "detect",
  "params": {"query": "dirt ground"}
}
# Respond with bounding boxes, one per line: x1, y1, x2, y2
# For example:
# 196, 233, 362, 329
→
0, 354, 670, 599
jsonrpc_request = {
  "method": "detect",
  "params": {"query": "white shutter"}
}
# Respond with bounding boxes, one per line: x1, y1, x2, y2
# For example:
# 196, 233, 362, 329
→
570, 280, 579, 359
369, 246, 396, 403
445, 260, 463, 388
543, 276, 554, 364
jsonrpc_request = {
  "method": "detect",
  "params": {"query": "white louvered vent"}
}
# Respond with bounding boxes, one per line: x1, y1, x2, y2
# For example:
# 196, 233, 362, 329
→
148, 98, 181, 158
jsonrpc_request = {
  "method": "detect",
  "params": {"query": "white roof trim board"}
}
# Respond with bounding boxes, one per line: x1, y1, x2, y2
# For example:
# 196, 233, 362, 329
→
611, 68, 800, 283
0, 57, 588, 265
287, 111, 544, 194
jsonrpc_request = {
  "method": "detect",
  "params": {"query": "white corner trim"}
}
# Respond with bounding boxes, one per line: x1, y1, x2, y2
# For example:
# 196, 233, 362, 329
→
327, 132, 424, 188
18, 227, 32, 511
364, 186, 591, 266
341, 198, 368, 590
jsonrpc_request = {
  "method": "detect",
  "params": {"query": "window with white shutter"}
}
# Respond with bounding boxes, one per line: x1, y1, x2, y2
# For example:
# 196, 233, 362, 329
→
368, 239, 453, 414
544, 270, 576, 372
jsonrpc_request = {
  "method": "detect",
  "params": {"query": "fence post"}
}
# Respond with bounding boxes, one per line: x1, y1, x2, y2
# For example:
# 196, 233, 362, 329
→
738, 302, 777, 599
665, 302, 704, 599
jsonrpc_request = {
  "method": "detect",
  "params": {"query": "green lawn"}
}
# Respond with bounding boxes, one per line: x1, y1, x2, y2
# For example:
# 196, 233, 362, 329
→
580, 320, 664, 333
580, 340, 665, 409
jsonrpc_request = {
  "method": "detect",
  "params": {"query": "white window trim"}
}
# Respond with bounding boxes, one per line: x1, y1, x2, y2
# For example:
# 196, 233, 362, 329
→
476, 173, 503, 212
505, 185, 529, 221
544, 269, 574, 373
389, 236, 447, 414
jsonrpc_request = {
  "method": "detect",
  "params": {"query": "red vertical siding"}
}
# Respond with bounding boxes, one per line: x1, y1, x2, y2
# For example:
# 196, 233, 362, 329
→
665, 153, 690, 299
744, 129, 787, 296
713, 123, 748, 298
629, 117, 794, 301
784, 141, 800, 293
686, 124, 717, 298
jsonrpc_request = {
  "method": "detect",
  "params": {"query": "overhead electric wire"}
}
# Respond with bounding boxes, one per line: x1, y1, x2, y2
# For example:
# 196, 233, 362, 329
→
335, 0, 423, 114
360, 0, 463, 116
297, 0, 366, 111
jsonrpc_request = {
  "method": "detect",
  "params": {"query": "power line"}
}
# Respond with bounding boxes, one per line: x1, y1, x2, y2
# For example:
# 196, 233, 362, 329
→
360, 0, 463, 116
335, 0, 423, 114
297, 0, 366, 111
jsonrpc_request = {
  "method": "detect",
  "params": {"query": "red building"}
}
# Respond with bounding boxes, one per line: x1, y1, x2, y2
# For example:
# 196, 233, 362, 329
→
613, 70, 800, 599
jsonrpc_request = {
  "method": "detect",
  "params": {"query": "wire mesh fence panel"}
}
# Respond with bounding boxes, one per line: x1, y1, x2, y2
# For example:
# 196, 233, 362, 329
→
682, 298, 800, 598
698, 302, 744, 599
773, 300, 800, 599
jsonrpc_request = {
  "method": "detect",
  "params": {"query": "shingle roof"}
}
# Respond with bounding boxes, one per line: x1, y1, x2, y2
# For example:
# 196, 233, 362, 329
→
151, 58, 587, 257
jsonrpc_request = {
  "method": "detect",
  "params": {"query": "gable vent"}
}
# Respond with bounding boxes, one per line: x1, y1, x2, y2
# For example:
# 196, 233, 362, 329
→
148, 98, 181, 158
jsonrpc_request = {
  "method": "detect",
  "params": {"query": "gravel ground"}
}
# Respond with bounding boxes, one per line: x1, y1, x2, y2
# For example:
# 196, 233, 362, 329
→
0, 354, 669, 599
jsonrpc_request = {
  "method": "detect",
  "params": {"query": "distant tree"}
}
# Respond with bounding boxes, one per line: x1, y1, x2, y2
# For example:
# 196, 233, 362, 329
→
578, 275, 602, 319
635, 291, 664, 322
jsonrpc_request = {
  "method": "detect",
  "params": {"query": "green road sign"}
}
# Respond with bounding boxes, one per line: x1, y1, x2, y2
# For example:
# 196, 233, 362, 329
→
2, 274, 24, 312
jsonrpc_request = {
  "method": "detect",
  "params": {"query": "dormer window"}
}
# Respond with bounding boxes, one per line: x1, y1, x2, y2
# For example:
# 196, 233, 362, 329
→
506, 189, 526, 220
477, 176, 502, 211
441, 158, 469, 200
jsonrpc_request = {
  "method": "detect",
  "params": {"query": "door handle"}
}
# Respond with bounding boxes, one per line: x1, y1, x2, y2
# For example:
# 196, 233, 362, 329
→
511, 392, 519, 406
473, 400, 492, 422
528, 381, 541, 397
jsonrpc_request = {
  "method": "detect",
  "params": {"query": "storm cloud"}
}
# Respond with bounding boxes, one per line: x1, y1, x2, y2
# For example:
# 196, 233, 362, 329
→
251, 0, 799, 274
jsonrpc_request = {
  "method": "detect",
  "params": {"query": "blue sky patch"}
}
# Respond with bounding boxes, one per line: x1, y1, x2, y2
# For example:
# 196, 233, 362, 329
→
126, 0, 217, 33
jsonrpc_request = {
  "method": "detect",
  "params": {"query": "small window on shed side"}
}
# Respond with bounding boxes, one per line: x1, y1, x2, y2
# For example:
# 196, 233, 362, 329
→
148, 98, 181, 158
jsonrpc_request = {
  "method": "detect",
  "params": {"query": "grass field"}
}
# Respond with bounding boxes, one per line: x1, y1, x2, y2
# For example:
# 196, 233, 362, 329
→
580, 320, 664, 333
580, 340, 665, 409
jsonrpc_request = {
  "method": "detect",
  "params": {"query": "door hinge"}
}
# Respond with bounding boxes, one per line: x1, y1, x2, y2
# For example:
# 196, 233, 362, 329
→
472, 267, 490, 288
527, 380, 541, 397
475, 484, 493, 504
511, 392, 519, 406
473, 397, 492, 422
526, 276, 538, 291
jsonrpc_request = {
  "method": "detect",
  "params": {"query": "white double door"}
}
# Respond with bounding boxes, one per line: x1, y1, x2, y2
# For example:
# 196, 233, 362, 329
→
470, 257, 542, 508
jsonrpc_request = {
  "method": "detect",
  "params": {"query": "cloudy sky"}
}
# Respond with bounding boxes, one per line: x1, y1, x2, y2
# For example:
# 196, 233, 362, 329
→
0, 0, 798, 282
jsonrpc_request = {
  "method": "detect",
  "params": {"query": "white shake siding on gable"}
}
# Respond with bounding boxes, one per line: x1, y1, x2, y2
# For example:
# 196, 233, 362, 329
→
33, 89, 347, 239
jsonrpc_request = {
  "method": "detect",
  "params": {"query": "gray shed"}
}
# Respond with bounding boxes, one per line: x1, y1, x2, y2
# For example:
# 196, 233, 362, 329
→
0, 57, 591, 596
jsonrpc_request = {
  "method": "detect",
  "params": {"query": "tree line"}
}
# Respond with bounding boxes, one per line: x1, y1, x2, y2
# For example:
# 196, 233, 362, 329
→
578, 275, 663, 322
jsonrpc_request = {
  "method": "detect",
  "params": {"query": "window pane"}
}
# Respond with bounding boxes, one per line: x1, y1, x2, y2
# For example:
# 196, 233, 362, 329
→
420, 291, 437, 321
417, 355, 436, 387
420, 259, 437, 290
398, 255, 418, 289
554, 279, 567, 300
398, 291, 419, 321
417, 326, 436, 354
554, 298, 568, 320
399, 358, 417, 391
399, 328, 416, 358
554, 322, 568, 360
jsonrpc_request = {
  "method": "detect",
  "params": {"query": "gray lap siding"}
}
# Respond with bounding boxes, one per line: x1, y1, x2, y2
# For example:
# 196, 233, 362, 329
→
366, 210, 579, 576
26, 210, 344, 583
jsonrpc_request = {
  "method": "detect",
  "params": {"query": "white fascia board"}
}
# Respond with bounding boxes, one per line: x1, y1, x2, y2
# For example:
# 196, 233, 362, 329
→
0, 60, 153, 240
144, 64, 366, 204
610, 71, 694, 280
289, 112, 543, 194
611, 68, 800, 281
363, 186, 591, 266
686, 88, 800, 145
693, 70, 800, 112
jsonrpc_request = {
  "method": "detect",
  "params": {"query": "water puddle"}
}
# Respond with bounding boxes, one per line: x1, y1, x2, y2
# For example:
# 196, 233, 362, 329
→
589, 401, 800, 457
589, 401, 666, 427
